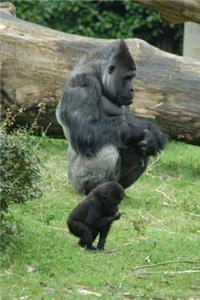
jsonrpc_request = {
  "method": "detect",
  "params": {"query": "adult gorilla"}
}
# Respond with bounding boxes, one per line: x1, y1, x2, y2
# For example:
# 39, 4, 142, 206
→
56, 40, 166, 194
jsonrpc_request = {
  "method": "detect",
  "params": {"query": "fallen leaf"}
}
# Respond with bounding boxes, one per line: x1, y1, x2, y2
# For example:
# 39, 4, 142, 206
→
26, 265, 36, 273
76, 288, 101, 297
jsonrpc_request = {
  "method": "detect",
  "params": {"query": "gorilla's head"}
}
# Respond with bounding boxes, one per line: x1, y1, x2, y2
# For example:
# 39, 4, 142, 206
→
92, 181, 125, 208
101, 40, 136, 106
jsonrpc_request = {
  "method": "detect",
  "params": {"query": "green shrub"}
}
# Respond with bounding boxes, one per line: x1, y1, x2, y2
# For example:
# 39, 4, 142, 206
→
0, 117, 42, 219
10, 0, 183, 54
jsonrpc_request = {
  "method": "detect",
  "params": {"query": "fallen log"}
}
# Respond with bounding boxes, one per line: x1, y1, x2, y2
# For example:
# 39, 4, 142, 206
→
0, 2, 16, 16
135, 0, 200, 24
0, 11, 200, 145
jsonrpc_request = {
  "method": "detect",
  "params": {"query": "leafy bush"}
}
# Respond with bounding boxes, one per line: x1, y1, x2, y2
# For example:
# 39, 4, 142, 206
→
0, 115, 42, 223
0, 125, 41, 216
10, 0, 183, 54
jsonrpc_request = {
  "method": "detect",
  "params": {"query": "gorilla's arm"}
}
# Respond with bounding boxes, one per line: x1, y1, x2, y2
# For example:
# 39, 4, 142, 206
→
101, 96, 166, 156
124, 108, 167, 156
97, 213, 121, 250
97, 225, 111, 250
57, 74, 102, 156
96, 213, 121, 227
57, 72, 166, 158
85, 205, 120, 228
138, 124, 167, 156
57, 74, 124, 156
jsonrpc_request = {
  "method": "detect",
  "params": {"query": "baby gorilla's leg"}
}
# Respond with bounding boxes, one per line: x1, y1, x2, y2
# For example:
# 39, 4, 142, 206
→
68, 220, 95, 250
97, 224, 111, 250
92, 229, 99, 242
79, 229, 96, 251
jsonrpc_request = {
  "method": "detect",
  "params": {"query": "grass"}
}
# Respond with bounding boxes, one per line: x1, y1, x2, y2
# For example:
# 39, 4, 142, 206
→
1, 138, 200, 299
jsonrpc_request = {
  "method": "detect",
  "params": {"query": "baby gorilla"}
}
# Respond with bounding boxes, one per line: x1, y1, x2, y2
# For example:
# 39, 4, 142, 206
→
67, 181, 124, 251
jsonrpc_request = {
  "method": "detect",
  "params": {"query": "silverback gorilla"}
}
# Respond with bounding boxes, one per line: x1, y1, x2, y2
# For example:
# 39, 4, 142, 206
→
56, 40, 166, 194
67, 181, 124, 250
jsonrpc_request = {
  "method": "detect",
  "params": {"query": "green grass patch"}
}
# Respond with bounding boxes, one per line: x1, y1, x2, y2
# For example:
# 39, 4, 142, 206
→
1, 138, 200, 299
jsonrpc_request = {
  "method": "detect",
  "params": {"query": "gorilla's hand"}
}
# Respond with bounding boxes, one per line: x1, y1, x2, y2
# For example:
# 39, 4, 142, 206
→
137, 125, 167, 156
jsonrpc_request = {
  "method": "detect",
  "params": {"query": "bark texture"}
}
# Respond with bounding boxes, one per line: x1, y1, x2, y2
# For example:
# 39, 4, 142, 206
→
135, 0, 200, 24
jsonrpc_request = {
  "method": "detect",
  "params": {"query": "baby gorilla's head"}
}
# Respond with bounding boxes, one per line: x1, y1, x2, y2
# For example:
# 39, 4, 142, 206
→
92, 181, 124, 207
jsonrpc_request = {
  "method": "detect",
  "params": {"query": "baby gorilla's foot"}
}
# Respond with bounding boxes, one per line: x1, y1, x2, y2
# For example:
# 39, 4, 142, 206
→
97, 246, 104, 251
78, 241, 96, 251
86, 245, 97, 251
78, 240, 86, 248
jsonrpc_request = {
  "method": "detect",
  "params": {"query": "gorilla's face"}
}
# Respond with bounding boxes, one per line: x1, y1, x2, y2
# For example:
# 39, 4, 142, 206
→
102, 41, 136, 106
105, 64, 135, 106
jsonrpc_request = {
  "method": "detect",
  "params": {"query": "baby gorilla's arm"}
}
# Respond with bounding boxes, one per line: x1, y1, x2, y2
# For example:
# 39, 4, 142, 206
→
97, 212, 121, 250
96, 212, 121, 227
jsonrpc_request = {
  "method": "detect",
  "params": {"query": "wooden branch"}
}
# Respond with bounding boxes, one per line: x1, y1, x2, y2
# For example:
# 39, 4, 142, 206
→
138, 270, 200, 275
132, 259, 200, 271
0, 12, 200, 145
135, 0, 200, 24
184, 212, 200, 218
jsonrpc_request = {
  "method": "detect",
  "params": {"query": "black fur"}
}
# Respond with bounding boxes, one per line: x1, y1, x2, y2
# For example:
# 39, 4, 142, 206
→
56, 40, 166, 193
67, 182, 124, 250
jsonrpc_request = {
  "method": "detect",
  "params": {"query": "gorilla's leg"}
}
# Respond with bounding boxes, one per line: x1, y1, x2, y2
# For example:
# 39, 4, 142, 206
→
119, 147, 149, 189
67, 220, 86, 238
79, 230, 96, 251
92, 229, 99, 242
68, 220, 96, 250
97, 225, 111, 250
79, 229, 99, 250
68, 144, 121, 194
119, 162, 148, 188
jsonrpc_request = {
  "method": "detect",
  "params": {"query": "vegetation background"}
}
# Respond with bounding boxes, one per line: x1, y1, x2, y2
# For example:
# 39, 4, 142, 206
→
1, 1, 199, 299
1, 138, 200, 299
10, 0, 183, 54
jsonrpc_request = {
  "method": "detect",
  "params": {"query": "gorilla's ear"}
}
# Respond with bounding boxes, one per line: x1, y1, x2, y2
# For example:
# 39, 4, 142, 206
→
111, 40, 136, 71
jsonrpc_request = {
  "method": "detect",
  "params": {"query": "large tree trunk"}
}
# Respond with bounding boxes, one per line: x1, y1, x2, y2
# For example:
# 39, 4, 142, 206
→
135, 0, 200, 24
0, 11, 200, 145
